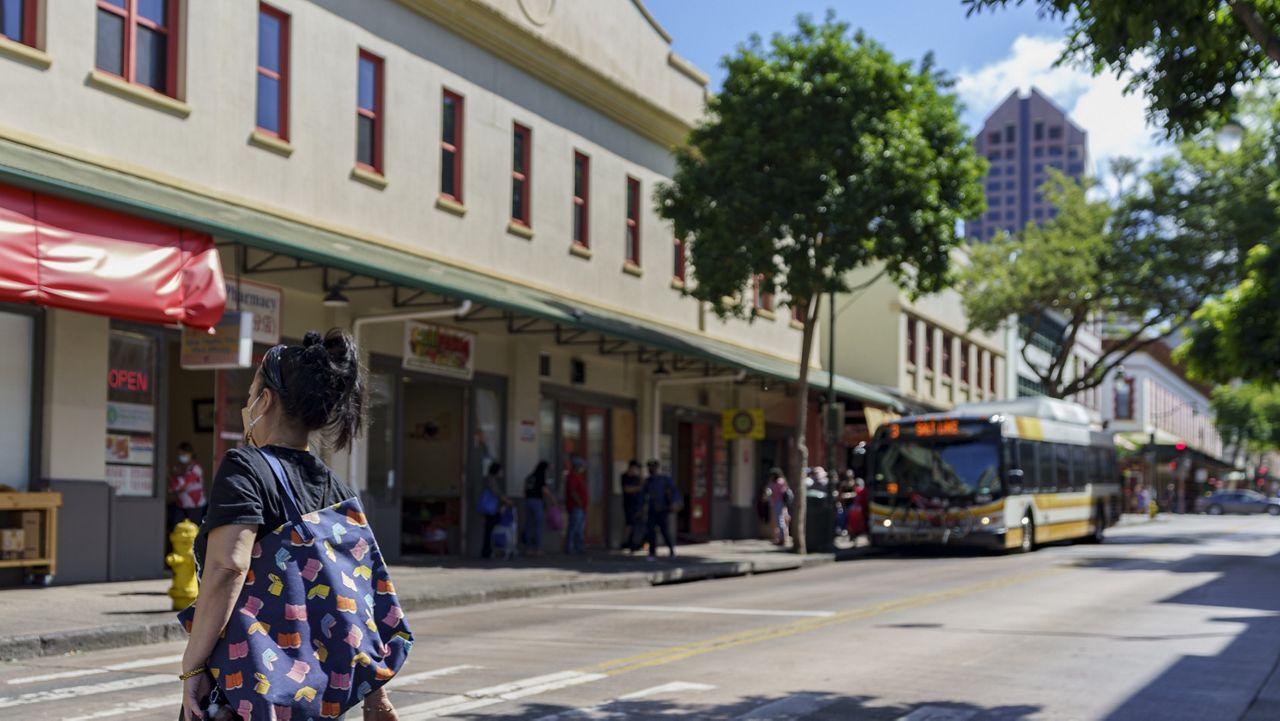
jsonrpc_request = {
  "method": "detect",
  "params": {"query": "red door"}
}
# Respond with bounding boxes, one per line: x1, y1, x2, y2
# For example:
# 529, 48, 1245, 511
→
689, 424, 711, 536
560, 405, 609, 545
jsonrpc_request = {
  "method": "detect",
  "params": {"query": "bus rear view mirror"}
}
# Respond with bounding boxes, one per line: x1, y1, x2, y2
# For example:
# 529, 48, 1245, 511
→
1006, 468, 1024, 494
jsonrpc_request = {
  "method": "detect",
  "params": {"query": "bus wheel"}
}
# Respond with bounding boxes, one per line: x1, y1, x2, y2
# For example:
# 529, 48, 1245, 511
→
1084, 504, 1106, 544
1019, 515, 1036, 553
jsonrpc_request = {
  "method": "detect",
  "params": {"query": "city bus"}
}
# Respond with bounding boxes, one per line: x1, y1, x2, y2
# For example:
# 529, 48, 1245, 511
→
867, 398, 1121, 552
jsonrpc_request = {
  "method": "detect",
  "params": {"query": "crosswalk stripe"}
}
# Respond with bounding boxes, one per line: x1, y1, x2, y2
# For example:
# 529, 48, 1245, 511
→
61, 694, 180, 720
7, 654, 183, 685
532, 681, 716, 720
733, 692, 838, 720
0, 674, 172, 710
398, 671, 606, 720
392, 664, 480, 686
549, 603, 836, 618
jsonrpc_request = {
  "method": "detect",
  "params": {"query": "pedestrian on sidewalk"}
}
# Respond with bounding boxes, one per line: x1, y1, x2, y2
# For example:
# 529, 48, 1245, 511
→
179, 330, 409, 721
643, 460, 680, 560
564, 458, 589, 555
762, 468, 793, 545
480, 462, 509, 560
167, 441, 207, 532
621, 460, 645, 552
522, 460, 552, 556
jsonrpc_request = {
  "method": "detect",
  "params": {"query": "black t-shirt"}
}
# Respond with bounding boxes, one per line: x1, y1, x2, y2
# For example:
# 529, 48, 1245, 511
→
194, 446, 355, 572
525, 472, 548, 500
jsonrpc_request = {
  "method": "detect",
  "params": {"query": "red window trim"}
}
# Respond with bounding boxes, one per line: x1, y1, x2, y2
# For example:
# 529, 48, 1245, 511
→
573, 151, 590, 249
256, 3, 290, 140
356, 49, 384, 174
625, 176, 641, 265
672, 236, 686, 283
440, 88, 464, 202
511, 122, 531, 226
752, 276, 774, 312
95, 0, 179, 97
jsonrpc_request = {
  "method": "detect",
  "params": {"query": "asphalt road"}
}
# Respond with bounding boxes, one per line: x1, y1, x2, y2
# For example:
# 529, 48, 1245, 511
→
3, 514, 1279, 720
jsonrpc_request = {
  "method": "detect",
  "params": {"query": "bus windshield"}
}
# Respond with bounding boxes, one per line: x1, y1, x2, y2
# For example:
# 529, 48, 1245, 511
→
875, 440, 1002, 499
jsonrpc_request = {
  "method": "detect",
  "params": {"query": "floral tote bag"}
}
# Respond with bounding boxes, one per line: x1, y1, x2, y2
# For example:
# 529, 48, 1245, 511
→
179, 449, 413, 720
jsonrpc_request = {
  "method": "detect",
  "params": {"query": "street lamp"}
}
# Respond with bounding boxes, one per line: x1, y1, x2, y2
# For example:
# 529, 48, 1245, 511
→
1216, 117, 1245, 153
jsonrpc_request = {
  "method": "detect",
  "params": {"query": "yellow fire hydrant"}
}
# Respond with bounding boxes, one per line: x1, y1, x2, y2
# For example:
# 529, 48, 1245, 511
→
1149, 501, 1159, 520
166, 519, 200, 611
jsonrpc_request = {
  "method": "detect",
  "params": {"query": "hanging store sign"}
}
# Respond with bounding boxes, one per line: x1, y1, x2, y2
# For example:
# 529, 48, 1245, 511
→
722, 408, 765, 441
403, 321, 475, 380
225, 278, 282, 346
180, 311, 254, 369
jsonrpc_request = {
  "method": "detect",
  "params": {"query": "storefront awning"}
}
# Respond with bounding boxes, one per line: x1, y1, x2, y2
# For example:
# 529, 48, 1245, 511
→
0, 182, 224, 328
0, 137, 899, 410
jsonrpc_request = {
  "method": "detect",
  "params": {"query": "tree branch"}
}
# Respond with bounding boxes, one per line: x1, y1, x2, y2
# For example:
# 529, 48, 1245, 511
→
1230, 0, 1280, 65
1058, 316, 1171, 397
1048, 310, 1086, 395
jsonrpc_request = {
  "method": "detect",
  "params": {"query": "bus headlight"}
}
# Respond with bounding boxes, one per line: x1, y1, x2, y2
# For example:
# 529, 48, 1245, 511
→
980, 516, 991, 526
883, 519, 892, 528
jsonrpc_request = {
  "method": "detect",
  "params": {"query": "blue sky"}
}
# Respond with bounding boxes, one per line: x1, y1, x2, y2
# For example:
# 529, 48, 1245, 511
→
643, 0, 1167, 172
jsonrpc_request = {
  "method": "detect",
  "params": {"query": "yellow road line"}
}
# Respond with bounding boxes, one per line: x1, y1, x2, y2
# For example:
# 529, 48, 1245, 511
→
581, 565, 1065, 678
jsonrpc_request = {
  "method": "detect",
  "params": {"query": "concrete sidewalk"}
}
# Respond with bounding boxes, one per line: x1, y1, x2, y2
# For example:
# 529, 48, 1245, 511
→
0, 539, 843, 661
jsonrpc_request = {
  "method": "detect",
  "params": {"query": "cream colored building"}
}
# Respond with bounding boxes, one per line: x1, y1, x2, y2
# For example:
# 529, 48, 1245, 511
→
0, 0, 897, 581
823, 260, 1009, 416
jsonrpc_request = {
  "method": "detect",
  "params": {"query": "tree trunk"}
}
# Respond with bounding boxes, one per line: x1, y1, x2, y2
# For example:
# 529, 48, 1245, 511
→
1230, 0, 1280, 65
790, 303, 819, 554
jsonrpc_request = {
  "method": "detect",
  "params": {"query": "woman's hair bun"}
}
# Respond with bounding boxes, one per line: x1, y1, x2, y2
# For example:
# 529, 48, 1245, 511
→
303, 330, 324, 347
275, 328, 367, 451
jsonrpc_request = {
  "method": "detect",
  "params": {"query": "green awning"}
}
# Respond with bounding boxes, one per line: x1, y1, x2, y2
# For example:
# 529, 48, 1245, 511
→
0, 136, 901, 411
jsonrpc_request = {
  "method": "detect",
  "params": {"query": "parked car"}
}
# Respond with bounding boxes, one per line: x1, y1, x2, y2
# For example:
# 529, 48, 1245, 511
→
1195, 490, 1280, 516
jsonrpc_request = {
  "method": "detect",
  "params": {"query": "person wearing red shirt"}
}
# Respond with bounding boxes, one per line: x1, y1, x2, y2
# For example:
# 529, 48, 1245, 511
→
563, 458, 589, 554
167, 441, 207, 531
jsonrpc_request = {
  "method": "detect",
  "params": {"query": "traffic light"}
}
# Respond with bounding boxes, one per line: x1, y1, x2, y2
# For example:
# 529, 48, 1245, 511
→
1175, 442, 1186, 451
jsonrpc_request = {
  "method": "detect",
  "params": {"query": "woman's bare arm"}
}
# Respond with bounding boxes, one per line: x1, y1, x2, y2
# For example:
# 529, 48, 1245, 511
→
181, 524, 256, 672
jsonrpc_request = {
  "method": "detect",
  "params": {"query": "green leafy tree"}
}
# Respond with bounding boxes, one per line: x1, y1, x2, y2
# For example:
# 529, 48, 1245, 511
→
1180, 244, 1280, 384
1210, 384, 1276, 464
960, 163, 1239, 399
964, 0, 1280, 137
656, 15, 985, 552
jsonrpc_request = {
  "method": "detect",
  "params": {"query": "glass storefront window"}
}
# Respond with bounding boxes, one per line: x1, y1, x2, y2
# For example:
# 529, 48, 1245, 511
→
365, 370, 396, 502
106, 329, 158, 497
0, 311, 34, 490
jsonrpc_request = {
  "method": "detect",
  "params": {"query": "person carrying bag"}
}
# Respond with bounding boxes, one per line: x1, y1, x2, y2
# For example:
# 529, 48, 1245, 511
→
178, 331, 412, 721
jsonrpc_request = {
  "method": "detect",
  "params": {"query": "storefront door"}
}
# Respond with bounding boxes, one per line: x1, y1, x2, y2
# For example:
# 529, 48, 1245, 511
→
560, 404, 609, 545
400, 378, 465, 555
676, 422, 712, 538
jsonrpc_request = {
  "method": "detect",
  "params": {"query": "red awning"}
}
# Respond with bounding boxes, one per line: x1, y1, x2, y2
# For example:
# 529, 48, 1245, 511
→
0, 183, 225, 328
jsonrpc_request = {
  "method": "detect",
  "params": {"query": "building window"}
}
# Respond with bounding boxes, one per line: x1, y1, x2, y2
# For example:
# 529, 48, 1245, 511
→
511, 123, 531, 226
1048, 125, 1063, 140
906, 317, 917, 367
355, 50, 383, 173
1005, 149, 1015, 159
990, 166, 1001, 177
960, 341, 970, 384
941, 333, 953, 378
673, 237, 686, 283
1068, 163, 1084, 175
95, 0, 179, 96
1115, 378, 1135, 419
1, 0, 36, 46
1034, 146, 1044, 158
625, 176, 641, 266
924, 326, 934, 372
990, 196, 1001, 207
976, 352, 984, 393
1005, 125, 1015, 143
988, 131, 1001, 145
989, 356, 997, 393
1005, 211, 1015, 221
440, 89, 464, 202
256, 4, 289, 139
1034, 121, 1044, 141
752, 276, 774, 313
1005, 181, 1015, 190
573, 151, 590, 248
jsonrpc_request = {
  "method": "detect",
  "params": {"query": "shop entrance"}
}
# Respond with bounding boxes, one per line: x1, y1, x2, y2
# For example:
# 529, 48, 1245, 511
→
559, 404, 609, 545
399, 377, 466, 556
675, 422, 713, 538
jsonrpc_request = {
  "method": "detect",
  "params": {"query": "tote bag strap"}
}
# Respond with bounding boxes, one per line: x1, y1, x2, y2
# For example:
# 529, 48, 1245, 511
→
258, 448, 313, 541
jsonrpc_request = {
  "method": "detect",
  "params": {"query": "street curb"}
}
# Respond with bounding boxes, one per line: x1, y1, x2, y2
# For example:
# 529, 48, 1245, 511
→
1242, 652, 1280, 721
0, 554, 835, 662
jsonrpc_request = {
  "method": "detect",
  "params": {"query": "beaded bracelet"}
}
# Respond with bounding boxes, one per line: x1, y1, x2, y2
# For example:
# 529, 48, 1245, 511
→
178, 666, 207, 681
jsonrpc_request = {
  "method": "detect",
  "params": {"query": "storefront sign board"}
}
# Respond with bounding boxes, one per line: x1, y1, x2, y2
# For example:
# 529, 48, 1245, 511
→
520, 420, 537, 443
180, 311, 254, 369
105, 433, 155, 466
105, 464, 153, 497
721, 408, 765, 441
106, 401, 154, 434
225, 279, 282, 345
403, 322, 475, 380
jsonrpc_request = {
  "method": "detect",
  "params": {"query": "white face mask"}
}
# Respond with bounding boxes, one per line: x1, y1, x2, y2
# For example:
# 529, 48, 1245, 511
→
177, 454, 192, 465
241, 393, 263, 447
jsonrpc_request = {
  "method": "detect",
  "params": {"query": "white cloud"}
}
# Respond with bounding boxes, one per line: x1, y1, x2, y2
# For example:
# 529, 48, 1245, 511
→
955, 35, 1168, 177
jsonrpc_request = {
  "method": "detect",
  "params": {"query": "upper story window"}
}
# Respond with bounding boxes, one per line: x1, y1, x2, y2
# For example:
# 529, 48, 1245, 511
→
511, 123, 531, 226
1004, 125, 1015, 143
96, 0, 179, 96
572, 151, 590, 248
941, 333, 953, 377
989, 356, 997, 393
1, 0, 36, 46
355, 50, 384, 173
625, 176, 641, 266
256, 4, 289, 139
752, 276, 774, 313
924, 325, 934, 372
976, 352, 984, 393
987, 131, 1000, 145
441, 90, 464, 202
1114, 378, 1136, 419
960, 341, 970, 384
673, 236, 686, 283
1048, 125, 1063, 140
906, 317, 917, 367
1034, 121, 1044, 141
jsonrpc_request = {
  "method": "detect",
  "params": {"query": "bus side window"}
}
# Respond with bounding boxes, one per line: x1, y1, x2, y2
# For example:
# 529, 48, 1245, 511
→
1090, 446, 1106, 485
1037, 441, 1055, 492
1071, 445, 1090, 490
1056, 443, 1072, 491
1018, 440, 1038, 492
